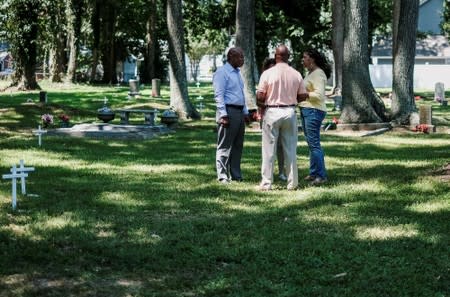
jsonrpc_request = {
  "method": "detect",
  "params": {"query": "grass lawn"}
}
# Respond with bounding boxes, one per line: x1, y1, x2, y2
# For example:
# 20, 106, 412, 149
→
0, 80, 449, 296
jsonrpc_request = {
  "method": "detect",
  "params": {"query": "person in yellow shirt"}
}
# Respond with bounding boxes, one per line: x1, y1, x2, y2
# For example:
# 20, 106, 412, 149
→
297, 48, 331, 186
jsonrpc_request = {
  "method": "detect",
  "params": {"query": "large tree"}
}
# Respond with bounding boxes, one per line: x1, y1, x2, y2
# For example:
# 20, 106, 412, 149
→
66, 0, 84, 83
99, 1, 118, 84
5, 0, 41, 90
46, 0, 67, 83
89, 0, 101, 82
340, 0, 386, 123
235, 0, 257, 110
331, 0, 344, 94
166, 0, 200, 119
142, 0, 158, 83
391, 0, 419, 125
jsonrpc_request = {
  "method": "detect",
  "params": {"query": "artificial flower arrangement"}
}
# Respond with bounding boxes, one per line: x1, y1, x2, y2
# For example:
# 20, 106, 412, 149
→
41, 113, 54, 128
58, 114, 70, 127
58, 114, 70, 123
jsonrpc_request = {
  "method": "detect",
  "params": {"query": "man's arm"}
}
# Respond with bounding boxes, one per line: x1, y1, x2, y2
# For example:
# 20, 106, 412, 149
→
213, 70, 228, 119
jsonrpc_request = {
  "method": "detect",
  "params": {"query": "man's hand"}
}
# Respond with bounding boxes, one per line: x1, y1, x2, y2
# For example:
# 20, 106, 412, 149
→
297, 93, 309, 103
256, 91, 266, 107
244, 115, 251, 125
219, 116, 230, 128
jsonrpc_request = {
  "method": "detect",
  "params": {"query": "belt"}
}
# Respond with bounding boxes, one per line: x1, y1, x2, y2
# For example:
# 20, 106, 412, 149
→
266, 104, 297, 108
226, 104, 244, 110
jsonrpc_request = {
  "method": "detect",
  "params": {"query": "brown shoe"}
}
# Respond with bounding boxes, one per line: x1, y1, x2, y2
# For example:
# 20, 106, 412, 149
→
304, 175, 316, 181
310, 177, 327, 186
256, 184, 271, 191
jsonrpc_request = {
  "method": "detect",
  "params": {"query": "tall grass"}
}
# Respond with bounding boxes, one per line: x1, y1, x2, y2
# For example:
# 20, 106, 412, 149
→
0, 82, 449, 296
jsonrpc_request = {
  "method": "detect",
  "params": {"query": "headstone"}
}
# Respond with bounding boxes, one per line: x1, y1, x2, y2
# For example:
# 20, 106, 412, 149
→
32, 125, 47, 146
419, 105, 432, 125
39, 91, 47, 103
152, 78, 161, 97
2, 164, 28, 210
434, 82, 445, 103
128, 79, 140, 97
12, 160, 35, 195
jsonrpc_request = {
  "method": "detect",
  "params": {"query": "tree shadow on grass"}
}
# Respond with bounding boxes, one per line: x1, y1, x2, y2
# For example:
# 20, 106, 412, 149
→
0, 124, 449, 296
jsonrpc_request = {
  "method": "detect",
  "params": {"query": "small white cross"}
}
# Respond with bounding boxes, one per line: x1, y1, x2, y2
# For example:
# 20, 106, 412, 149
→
2, 164, 28, 210
197, 102, 204, 112
32, 125, 47, 146
196, 95, 204, 100
12, 160, 35, 195
196, 82, 200, 88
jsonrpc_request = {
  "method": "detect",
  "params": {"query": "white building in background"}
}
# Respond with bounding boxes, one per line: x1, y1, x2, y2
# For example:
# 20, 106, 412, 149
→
369, 0, 450, 89
185, 54, 224, 82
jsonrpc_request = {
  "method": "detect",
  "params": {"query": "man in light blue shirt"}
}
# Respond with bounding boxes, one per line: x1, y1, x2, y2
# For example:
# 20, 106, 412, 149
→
213, 47, 249, 184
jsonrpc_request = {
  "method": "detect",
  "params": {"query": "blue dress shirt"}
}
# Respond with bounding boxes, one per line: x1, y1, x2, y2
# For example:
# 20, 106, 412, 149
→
213, 62, 248, 119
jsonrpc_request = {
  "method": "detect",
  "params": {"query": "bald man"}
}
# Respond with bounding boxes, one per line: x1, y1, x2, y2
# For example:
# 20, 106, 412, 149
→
256, 45, 306, 190
213, 47, 249, 184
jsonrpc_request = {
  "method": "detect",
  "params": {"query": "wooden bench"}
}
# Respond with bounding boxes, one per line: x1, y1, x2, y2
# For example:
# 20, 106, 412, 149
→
115, 109, 157, 125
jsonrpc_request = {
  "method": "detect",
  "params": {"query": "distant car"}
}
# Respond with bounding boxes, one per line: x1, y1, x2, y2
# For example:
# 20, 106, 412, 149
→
0, 68, 13, 74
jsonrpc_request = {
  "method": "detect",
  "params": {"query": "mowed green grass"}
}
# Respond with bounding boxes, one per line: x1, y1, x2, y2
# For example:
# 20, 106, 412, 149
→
0, 81, 449, 297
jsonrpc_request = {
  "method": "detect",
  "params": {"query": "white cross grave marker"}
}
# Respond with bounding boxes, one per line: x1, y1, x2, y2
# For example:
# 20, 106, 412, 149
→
12, 160, 35, 195
197, 102, 204, 113
2, 164, 28, 210
32, 125, 47, 147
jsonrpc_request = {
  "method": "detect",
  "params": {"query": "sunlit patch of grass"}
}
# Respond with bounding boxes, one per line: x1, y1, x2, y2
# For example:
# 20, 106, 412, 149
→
410, 179, 445, 194
128, 227, 162, 245
406, 200, 450, 213
98, 191, 146, 208
355, 224, 420, 240
1, 223, 28, 236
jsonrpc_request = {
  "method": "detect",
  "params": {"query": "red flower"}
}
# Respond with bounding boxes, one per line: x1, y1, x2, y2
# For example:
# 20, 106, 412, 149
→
58, 114, 70, 123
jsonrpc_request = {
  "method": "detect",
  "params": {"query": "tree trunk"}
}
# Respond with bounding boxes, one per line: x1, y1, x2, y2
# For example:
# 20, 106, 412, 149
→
331, 0, 344, 94
66, 0, 84, 83
100, 3, 117, 85
391, 0, 419, 125
235, 0, 257, 110
143, 0, 157, 84
340, 0, 386, 123
49, 33, 66, 82
90, 1, 101, 83
166, 0, 200, 120
66, 32, 78, 83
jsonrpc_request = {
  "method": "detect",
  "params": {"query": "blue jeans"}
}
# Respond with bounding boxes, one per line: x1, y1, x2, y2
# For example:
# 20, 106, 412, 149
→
300, 107, 327, 179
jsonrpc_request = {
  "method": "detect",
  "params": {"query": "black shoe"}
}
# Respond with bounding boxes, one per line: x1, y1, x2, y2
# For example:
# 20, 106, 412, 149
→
232, 178, 243, 182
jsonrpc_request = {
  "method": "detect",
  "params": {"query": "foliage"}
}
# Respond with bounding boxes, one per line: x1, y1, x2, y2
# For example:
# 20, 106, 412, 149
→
0, 84, 449, 296
442, 0, 450, 36
186, 38, 211, 81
